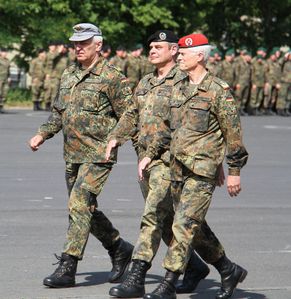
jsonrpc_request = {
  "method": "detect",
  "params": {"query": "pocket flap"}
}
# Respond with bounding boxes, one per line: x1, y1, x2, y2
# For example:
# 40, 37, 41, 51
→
189, 101, 211, 111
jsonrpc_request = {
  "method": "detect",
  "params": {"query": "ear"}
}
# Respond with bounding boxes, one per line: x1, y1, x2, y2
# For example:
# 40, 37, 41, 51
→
197, 52, 205, 63
171, 44, 179, 56
96, 41, 103, 52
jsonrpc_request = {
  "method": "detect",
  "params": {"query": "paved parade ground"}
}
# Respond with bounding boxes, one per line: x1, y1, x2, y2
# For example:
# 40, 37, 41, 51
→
0, 109, 291, 299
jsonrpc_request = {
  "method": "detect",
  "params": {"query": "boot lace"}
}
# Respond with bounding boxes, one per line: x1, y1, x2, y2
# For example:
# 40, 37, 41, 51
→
122, 264, 144, 287
153, 280, 174, 295
51, 254, 70, 277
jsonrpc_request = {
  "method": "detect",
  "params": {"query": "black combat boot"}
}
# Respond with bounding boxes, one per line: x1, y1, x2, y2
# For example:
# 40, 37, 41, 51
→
37, 102, 43, 111
45, 102, 51, 111
213, 255, 248, 299
276, 109, 286, 116
176, 252, 210, 293
143, 270, 180, 299
43, 253, 78, 288
108, 238, 134, 283
109, 259, 151, 298
33, 102, 38, 111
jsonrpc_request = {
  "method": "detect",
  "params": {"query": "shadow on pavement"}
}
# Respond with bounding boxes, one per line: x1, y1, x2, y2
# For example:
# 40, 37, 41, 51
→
188, 279, 267, 299
76, 271, 109, 286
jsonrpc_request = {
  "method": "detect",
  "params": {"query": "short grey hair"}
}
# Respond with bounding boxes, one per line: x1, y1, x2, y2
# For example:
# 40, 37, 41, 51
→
188, 45, 213, 62
93, 35, 103, 43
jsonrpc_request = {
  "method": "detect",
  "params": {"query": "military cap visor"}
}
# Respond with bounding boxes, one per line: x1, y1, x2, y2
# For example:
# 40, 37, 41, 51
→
147, 30, 179, 45
69, 23, 102, 42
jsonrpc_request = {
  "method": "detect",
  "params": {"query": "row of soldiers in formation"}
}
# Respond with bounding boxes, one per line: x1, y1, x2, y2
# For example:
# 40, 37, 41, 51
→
27, 42, 155, 111
1, 44, 291, 116
206, 47, 291, 116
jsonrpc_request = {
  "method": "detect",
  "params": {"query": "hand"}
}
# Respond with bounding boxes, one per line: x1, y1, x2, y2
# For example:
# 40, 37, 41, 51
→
252, 84, 257, 90
216, 164, 225, 187
227, 175, 241, 197
276, 83, 281, 89
105, 139, 118, 161
138, 157, 151, 181
236, 84, 240, 90
29, 134, 44, 151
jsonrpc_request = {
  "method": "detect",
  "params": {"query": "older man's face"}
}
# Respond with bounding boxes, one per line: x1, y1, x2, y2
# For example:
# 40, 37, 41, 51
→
74, 37, 101, 65
177, 48, 202, 71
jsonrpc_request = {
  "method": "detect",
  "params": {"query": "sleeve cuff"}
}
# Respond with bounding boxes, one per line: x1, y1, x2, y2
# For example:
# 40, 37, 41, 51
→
228, 168, 240, 176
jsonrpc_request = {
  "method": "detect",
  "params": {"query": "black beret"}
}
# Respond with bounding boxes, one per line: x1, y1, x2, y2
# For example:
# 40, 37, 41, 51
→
147, 30, 179, 45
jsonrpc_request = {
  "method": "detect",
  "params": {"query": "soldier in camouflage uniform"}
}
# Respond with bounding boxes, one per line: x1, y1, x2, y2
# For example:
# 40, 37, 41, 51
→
0, 48, 10, 113
49, 43, 70, 109
43, 42, 58, 110
124, 44, 142, 90
109, 45, 127, 74
276, 51, 291, 116
29, 23, 134, 288
107, 31, 244, 299
29, 49, 46, 111
141, 33, 248, 299
264, 49, 282, 115
220, 49, 235, 88
234, 50, 252, 115
249, 54, 267, 115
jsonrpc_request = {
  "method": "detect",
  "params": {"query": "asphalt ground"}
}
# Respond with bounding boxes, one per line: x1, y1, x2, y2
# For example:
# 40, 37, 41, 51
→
0, 109, 291, 299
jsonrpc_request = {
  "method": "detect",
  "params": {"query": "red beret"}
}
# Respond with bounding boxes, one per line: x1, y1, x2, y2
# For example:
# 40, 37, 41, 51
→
178, 33, 209, 48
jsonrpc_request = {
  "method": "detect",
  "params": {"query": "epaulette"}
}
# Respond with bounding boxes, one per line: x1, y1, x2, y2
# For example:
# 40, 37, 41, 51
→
212, 76, 230, 90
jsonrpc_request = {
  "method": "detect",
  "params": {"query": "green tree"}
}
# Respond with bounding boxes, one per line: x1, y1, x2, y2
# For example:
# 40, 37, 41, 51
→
0, 0, 290, 68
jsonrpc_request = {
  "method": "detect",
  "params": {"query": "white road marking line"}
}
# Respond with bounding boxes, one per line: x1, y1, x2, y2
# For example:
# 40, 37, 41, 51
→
264, 125, 291, 130
26, 199, 43, 202
116, 198, 131, 202
44, 196, 54, 200
256, 250, 291, 253
112, 209, 124, 213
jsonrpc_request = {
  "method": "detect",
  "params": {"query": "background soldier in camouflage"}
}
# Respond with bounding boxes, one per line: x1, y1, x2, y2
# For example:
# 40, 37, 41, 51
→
141, 33, 248, 299
220, 49, 235, 88
249, 54, 267, 115
29, 49, 46, 111
234, 50, 252, 115
109, 45, 128, 74
0, 48, 10, 113
49, 43, 69, 109
276, 51, 291, 116
264, 49, 282, 115
124, 44, 142, 90
29, 23, 133, 289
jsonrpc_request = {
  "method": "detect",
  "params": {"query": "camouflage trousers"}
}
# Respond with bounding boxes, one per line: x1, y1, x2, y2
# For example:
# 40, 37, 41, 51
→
163, 171, 219, 273
43, 77, 60, 105
250, 86, 264, 109
235, 83, 250, 109
63, 162, 120, 259
276, 82, 291, 110
31, 78, 44, 103
263, 85, 278, 109
132, 161, 174, 263
0, 80, 9, 107
133, 160, 225, 267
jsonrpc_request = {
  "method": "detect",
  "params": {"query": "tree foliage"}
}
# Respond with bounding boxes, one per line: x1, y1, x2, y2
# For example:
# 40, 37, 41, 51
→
0, 0, 290, 68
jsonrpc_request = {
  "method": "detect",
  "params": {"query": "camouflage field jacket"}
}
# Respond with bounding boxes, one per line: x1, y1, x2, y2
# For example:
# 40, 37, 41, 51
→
170, 72, 248, 179
38, 57, 132, 163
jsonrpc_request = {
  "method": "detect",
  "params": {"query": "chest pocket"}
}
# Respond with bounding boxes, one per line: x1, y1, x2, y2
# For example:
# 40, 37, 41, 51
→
80, 83, 103, 112
153, 88, 172, 119
54, 81, 75, 111
183, 97, 211, 132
